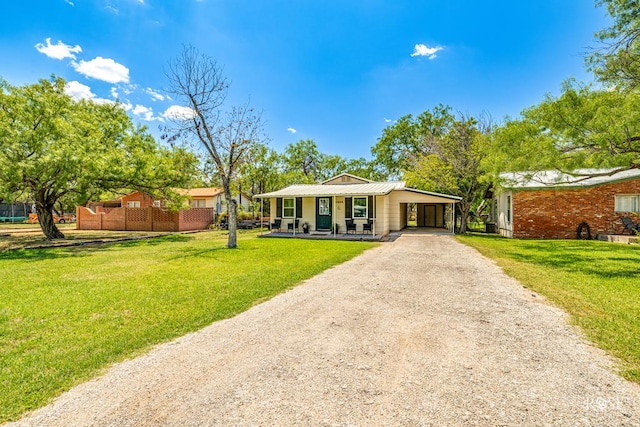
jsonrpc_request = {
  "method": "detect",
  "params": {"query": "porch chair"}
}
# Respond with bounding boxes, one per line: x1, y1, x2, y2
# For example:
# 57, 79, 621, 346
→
345, 218, 357, 234
622, 216, 640, 234
287, 219, 300, 232
362, 219, 373, 234
271, 218, 282, 232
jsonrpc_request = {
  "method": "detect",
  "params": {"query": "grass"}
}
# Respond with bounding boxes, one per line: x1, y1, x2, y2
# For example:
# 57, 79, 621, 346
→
457, 234, 640, 383
0, 228, 173, 251
0, 230, 376, 422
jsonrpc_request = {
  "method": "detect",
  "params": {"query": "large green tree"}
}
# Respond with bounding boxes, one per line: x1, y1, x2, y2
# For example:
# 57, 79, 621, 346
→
487, 81, 640, 180
373, 105, 490, 232
588, 0, 640, 89
0, 77, 198, 240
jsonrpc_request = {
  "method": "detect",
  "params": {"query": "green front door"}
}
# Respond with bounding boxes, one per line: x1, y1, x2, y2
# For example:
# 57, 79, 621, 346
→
316, 197, 332, 230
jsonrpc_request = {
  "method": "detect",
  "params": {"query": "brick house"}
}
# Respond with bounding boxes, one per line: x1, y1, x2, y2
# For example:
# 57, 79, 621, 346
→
492, 169, 640, 239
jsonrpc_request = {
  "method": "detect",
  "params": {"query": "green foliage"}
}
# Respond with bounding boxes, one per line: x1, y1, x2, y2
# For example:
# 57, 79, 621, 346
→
0, 231, 375, 422
0, 77, 198, 239
588, 0, 640, 89
373, 106, 490, 232
371, 105, 454, 178
487, 81, 640, 181
458, 234, 640, 383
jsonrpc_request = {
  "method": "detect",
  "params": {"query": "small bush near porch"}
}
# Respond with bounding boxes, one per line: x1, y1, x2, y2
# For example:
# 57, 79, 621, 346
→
0, 230, 376, 423
457, 234, 640, 384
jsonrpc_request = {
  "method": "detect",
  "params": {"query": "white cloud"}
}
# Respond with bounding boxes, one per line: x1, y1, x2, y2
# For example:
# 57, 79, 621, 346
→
34, 38, 82, 60
64, 81, 95, 100
384, 118, 392, 123
72, 57, 130, 83
132, 104, 162, 121
110, 87, 119, 99
144, 87, 165, 101
64, 80, 115, 105
163, 105, 195, 120
64, 0, 75, 6
287, 127, 297, 134
105, 5, 119, 14
410, 44, 443, 60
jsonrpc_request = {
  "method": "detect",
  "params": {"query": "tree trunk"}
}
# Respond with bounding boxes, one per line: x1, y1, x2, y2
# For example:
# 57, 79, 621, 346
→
458, 202, 471, 233
225, 193, 238, 249
35, 200, 65, 240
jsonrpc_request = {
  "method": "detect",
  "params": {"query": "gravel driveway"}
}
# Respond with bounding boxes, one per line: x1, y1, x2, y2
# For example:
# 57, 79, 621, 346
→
9, 234, 640, 426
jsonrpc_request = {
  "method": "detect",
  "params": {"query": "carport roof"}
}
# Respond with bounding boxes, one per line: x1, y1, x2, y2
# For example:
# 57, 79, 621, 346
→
254, 182, 461, 201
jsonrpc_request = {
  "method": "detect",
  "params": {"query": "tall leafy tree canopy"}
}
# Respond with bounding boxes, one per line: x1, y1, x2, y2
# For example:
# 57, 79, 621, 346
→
0, 77, 198, 239
588, 0, 640, 89
373, 105, 490, 232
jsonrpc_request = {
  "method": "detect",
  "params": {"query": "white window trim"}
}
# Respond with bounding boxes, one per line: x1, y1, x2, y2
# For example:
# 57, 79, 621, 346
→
283, 198, 295, 218
615, 194, 640, 213
353, 196, 368, 219
126, 201, 141, 208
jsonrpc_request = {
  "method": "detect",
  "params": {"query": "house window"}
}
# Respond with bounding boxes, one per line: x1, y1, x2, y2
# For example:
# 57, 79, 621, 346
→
190, 199, 206, 208
153, 200, 161, 208
283, 198, 295, 217
506, 195, 511, 223
353, 197, 367, 218
127, 201, 141, 208
615, 195, 640, 213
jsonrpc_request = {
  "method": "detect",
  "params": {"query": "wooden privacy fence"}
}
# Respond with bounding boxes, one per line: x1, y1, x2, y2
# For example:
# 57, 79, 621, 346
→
76, 206, 214, 232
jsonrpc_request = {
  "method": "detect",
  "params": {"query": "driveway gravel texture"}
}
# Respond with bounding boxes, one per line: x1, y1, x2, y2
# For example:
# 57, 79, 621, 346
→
8, 234, 640, 426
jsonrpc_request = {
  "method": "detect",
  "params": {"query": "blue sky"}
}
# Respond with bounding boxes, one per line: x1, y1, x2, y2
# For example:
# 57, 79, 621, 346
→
2, 0, 609, 159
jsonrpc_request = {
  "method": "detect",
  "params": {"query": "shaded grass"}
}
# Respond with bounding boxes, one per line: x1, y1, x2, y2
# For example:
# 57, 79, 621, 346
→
0, 228, 170, 251
457, 234, 640, 383
0, 230, 376, 422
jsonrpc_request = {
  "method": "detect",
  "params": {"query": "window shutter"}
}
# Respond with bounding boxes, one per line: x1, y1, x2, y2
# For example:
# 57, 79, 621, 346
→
276, 198, 282, 217
296, 197, 302, 218
368, 196, 374, 219
345, 197, 352, 219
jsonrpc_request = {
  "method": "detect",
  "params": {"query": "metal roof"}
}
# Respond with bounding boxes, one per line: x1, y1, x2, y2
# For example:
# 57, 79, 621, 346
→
500, 168, 640, 189
255, 182, 406, 198
254, 181, 461, 201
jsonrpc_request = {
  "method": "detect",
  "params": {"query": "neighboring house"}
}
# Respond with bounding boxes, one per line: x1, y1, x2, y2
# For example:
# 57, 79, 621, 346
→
491, 168, 640, 239
88, 191, 159, 210
181, 188, 251, 214
254, 173, 461, 236
88, 189, 251, 214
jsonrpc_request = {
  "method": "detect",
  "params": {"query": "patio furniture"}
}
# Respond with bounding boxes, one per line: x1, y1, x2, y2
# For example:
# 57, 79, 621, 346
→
287, 219, 300, 232
345, 218, 357, 234
622, 216, 640, 234
271, 218, 282, 232
362, 219, 373, 234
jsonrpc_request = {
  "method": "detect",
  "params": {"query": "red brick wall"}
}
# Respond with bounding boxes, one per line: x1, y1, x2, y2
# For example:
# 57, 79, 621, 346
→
512, 179, 640, 239
121, 191, 155, 208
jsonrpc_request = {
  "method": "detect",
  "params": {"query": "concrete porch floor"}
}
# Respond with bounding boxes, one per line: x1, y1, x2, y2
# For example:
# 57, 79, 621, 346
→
258, 226, 453, 242
596, 233, 639, 244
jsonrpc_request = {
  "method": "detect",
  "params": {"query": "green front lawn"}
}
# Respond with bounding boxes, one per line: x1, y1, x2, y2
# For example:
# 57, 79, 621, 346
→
0, 231, 376, 422
457, 234, 640, 383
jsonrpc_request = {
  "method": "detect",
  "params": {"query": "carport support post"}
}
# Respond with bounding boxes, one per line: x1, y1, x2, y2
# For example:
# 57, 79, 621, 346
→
260, 197, 264, 236
293, 199, 296, 236
450, 202, 455, 234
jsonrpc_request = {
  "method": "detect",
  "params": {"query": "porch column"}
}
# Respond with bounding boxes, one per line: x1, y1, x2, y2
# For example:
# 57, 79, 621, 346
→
332, 195, 336, 238
293, 198, 296, 236
372, 195, 376, 238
